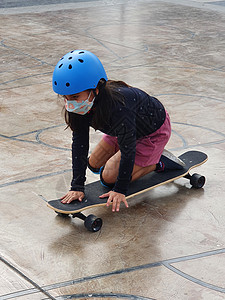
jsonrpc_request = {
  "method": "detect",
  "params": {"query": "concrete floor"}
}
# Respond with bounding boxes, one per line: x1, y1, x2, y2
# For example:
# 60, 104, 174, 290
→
0, 0, 225, 299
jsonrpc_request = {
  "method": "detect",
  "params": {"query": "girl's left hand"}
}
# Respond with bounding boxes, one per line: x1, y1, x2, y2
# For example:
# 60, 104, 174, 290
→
99, 191, 129, 212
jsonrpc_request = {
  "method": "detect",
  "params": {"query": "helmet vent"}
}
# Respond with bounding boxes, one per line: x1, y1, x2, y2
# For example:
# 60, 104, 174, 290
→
70, 50, 74, 53
54, 81, 57, 86
79, 51, 84, 54
66, 82, 70, 87
59, 64, 63, 68
78, 59, 84, 63
68, 56, 73, 60
68, 64, 72, 69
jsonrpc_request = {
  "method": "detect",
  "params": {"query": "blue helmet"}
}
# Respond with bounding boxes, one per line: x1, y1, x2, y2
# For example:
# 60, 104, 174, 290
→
52, 50, 108, 95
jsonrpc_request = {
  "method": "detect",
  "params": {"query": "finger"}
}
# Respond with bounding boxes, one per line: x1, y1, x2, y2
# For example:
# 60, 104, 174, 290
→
61, 194, 74, 204
112, 198, 117, 212
78, 196, 84, 202
61, 198, 70, 204
116, 199, 121, 212
124, 199, 129, 208
106, 195, 112, 207
67, 198, 74, 204
61, 196, 69, 203
99, 192, 109, 199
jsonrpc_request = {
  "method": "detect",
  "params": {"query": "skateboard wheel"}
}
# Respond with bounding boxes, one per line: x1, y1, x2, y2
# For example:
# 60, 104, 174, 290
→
84, 214, 103, 232
190, 173, 205, 188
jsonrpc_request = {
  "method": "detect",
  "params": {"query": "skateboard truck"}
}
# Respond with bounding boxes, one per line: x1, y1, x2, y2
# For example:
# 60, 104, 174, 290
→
56, 211, 103, 232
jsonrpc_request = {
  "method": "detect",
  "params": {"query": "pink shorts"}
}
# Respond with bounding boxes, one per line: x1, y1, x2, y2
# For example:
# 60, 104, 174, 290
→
102, 111, 171, 167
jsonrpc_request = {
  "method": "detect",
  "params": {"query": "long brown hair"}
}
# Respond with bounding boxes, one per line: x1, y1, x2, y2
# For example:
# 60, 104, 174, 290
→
64, 80, 129, 132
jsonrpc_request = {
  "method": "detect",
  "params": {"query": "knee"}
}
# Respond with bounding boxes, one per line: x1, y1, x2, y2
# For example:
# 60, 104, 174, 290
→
100, 166, 115, 188
87, 157, 102, 174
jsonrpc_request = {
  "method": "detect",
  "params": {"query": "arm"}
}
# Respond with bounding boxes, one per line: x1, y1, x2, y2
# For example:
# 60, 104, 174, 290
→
112, 106, 137, 195
70, 126, 89, 192
61, 122, 89, 204
113, 127, 136, 195
100, 108, 136, 211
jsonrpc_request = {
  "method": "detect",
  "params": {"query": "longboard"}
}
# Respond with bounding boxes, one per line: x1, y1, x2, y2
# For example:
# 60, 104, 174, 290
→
47, 150, 207, 232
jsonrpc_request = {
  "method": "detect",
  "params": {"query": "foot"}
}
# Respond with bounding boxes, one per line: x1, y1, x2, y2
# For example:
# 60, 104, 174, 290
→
158, 149, 186, 171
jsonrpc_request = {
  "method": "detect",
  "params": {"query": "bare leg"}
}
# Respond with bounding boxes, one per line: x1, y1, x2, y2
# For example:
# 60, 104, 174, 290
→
89, 138, 117, 169
131, 163, 156, 181
102, 151, 157, 184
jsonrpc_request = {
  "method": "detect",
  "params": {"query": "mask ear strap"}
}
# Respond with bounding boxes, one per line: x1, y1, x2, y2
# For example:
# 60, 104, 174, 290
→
87, 91, 92, 101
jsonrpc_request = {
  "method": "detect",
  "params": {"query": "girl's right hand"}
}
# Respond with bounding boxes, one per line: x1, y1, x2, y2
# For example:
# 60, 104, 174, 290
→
60, 191, 84, 204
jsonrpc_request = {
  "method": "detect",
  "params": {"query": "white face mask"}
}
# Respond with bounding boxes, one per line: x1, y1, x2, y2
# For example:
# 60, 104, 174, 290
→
65, 91, 95, 115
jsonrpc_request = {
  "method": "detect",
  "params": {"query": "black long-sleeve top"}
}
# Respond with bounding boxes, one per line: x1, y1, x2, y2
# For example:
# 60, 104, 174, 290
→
70, 86, 166, 195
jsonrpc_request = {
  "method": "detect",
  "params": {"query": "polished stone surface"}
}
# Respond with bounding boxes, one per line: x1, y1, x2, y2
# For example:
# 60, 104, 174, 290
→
0, 0, 225, 299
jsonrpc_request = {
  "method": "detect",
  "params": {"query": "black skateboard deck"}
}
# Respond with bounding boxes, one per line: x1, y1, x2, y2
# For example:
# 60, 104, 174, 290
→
47, 150, 207, 232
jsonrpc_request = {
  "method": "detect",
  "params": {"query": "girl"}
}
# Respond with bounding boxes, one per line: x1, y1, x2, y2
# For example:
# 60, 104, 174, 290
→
52, 50, 183, 212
